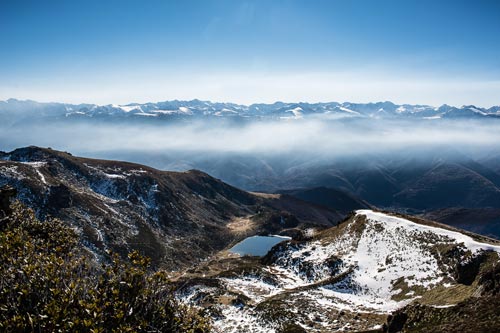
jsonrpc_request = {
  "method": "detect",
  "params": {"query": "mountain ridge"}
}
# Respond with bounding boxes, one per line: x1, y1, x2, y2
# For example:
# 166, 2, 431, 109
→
2, 98, 500, 121
0, 146, 342, 268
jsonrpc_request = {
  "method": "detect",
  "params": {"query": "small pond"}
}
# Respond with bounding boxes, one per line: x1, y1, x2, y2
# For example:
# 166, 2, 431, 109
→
229, 235, 291, 256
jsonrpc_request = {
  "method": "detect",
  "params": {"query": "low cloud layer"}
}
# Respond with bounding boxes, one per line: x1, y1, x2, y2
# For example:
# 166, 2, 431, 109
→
1, 118, 500, 160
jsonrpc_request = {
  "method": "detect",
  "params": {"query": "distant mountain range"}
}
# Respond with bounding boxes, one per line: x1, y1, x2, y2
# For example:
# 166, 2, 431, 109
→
1, 98, 500, 122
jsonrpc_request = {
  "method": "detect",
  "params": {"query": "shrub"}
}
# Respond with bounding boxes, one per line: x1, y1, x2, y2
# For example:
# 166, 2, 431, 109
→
0, 202, 211, 332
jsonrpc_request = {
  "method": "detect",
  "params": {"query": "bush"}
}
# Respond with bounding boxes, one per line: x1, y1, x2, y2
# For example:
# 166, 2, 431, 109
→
0, 202, 211, 332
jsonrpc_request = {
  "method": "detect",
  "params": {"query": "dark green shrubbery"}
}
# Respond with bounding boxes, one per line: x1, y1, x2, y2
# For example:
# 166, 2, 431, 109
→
0, 202, 211, 332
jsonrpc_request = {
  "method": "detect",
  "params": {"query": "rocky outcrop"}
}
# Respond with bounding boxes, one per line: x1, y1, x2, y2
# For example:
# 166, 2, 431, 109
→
384, 253, 500, 333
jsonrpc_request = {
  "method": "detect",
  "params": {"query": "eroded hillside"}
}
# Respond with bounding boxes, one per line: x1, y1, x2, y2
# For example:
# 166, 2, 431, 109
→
0, 146, 340, 268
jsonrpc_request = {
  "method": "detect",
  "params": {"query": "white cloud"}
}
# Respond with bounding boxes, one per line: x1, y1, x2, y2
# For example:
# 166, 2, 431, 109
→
2, 118, 500, 157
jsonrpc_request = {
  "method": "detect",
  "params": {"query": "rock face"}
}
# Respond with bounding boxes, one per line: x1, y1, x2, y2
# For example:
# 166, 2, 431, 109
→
0, 146, 340, 268
177, 210, 500, 333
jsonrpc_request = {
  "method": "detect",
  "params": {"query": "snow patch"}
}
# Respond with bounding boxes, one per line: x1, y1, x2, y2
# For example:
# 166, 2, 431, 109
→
118, 105, 142, 112
357, 210, 500, 253
178, 106, 192, 114
339, 106, 361, 115
0, 165, 25, 180
287, 107, 303, 118
103, 173, 126, 179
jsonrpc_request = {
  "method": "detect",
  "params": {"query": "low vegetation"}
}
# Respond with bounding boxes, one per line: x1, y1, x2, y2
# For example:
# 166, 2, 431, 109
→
0, 201, 211, 332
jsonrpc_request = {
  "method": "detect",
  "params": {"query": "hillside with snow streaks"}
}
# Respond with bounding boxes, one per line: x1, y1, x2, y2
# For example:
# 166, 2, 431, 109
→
180, 210, 500, 332
0, 146, 341, 271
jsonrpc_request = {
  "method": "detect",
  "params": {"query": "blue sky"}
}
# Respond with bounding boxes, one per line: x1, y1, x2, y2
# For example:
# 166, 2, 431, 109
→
1, 0, 499, 106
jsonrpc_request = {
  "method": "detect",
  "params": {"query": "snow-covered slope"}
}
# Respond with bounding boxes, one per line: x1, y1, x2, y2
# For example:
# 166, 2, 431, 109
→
179, 210, 500, 332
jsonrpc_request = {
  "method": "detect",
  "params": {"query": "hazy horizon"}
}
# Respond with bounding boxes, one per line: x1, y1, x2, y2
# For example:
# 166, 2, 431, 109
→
2, 0, 499, 107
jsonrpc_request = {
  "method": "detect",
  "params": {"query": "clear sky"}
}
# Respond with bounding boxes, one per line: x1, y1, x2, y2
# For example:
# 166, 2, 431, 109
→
1, 0, 499, 106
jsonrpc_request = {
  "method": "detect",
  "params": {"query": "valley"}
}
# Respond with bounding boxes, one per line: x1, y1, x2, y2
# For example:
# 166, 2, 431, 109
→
1, 147, 500, 332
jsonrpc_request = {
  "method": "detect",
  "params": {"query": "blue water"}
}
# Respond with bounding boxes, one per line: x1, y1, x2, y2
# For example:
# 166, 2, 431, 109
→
229, 235, 291, 256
